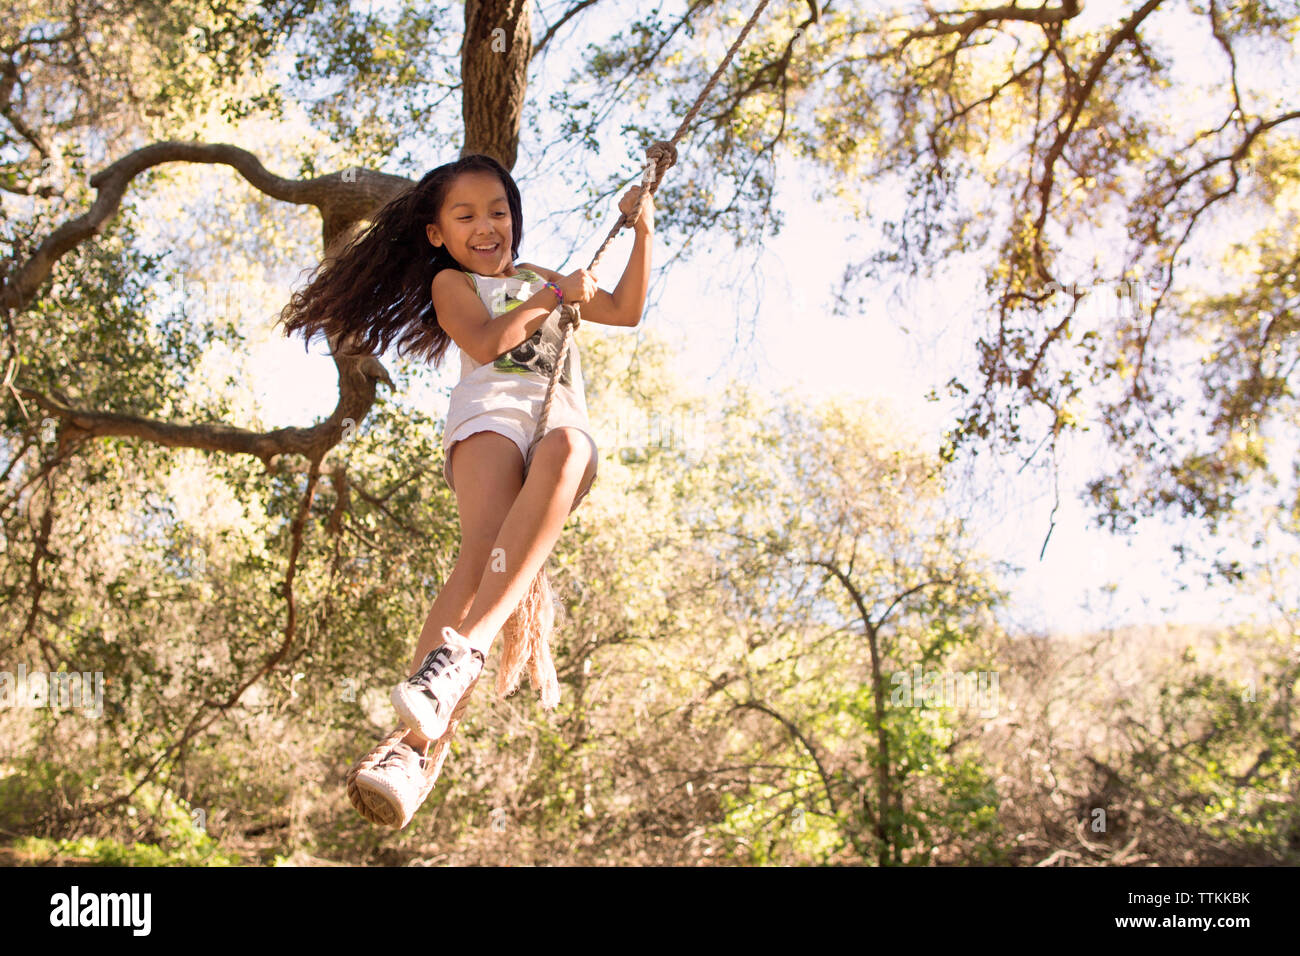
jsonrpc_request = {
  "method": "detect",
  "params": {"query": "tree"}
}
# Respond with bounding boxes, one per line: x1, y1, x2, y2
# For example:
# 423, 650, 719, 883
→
556, 1, 1300, 561
671, 385, 1007, 863
3, 0, 1296, 856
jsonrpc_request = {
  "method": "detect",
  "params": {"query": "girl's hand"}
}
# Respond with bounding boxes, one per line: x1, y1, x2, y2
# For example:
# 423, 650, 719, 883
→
558, 268, 597, 305
619, 185, 654, 234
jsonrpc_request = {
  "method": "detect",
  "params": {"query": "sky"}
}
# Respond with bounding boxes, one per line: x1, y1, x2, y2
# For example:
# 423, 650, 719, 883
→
145, 0, 1293, 640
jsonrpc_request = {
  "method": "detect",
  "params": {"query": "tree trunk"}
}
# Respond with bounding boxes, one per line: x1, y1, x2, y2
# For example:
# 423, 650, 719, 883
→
460, 0, 533, 171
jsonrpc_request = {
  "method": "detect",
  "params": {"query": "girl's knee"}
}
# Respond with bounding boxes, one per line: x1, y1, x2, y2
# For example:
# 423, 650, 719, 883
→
535, 428, 596, 478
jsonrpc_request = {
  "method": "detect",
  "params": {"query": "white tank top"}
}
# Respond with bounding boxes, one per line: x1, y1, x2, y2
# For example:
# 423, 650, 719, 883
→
443, 265, 590, 432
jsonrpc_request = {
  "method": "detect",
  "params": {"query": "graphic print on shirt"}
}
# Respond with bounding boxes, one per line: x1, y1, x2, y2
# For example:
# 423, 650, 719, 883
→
487, 268, 573, 386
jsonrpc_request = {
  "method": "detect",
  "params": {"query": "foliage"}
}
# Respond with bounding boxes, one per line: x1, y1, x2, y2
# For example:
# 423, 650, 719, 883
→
3, 0, 1296, 869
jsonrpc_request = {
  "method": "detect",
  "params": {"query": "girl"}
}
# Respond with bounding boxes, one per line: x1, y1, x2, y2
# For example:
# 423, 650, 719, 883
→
278, 153, 653, 823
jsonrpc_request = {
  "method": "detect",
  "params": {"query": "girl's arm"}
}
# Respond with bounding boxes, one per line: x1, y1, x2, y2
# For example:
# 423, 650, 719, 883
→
523, 186, 653, 328
431, 268, 595, 365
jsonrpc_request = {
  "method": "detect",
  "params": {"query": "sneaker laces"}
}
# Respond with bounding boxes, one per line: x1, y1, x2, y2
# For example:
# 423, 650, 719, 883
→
373, 741, 429, 788
409, 630, 482, 705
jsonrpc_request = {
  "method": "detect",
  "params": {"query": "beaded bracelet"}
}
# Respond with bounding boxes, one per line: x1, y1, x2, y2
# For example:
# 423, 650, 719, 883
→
542, 280, 563, 305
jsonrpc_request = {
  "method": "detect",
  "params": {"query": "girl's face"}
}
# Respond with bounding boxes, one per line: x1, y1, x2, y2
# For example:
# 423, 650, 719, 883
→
426, 170, 514, 277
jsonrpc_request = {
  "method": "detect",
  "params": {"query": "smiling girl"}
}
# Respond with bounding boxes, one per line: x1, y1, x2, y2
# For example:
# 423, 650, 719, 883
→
279, 153, 652, 824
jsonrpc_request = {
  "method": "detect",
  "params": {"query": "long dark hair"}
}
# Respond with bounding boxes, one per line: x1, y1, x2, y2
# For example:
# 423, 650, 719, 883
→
277, 153, 524, 367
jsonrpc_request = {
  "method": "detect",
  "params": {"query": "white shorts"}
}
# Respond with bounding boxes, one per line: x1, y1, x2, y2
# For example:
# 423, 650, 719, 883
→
443, 405, 599, 513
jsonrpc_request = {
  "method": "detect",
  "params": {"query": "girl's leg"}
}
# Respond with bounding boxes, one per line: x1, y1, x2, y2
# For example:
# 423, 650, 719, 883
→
402, 430, 524, 749
456, 426, 596, 657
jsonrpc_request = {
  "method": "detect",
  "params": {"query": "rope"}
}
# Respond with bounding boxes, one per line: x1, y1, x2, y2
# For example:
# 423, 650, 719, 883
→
524, 0, 776, 464
348, 0, 777, 828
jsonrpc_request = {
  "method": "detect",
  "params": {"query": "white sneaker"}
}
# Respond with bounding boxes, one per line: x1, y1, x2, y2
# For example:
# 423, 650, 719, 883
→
353, 740, 432, 828
392, 627, 485, 741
